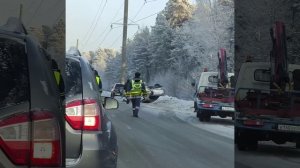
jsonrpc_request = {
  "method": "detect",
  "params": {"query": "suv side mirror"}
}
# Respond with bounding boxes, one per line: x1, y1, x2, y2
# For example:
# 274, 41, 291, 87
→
103, 97, 119, 110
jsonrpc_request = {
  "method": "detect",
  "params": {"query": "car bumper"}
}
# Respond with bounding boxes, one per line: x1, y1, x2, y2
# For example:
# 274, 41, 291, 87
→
66, 149, 117, 168
66, 129, 118, 168
235, 119, 300, 141
195, 100, 235, 116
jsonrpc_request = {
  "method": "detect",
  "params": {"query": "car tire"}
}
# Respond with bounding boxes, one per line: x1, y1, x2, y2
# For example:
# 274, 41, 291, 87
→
197, 111, 204, 122
236, 131, 247, 151
248, 139, 258, 151
236, 132, 258, 151
205, 115, 211, 122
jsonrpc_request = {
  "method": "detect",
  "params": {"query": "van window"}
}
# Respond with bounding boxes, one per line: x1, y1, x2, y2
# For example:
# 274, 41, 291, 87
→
254, 69, 270, 82
0, 37, 29, 108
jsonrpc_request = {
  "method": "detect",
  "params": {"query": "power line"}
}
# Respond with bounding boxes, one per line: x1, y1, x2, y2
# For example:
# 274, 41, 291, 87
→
82, 0, 105, 44
83, 0, 108, 49
27, 0, 44, 25
130, 2, 146, 21
45, 0, 62, 14
54, 9, 65, 24
24, 0, 35, 11
109, 33, 122, 48
98, 29, 113, 47
90, 3, 123, 45
133, 12, 159, 23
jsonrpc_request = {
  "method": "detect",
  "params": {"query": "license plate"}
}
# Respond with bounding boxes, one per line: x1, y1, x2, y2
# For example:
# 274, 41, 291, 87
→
278, 125, 300, 132
221, 106, 235, 111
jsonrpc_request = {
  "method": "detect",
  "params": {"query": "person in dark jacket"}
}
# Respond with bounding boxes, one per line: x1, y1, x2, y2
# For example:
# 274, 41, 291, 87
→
124, 72, 147, 117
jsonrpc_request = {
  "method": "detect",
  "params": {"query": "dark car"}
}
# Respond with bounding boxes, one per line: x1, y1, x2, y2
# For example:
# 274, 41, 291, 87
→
0, 18, 65, 167
65, 52, 119, 168
111, 83, 124, 97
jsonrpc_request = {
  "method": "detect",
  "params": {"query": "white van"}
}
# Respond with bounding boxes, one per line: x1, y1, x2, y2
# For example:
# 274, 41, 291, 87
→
193, 71, 235, 121
235, 62, 300, 150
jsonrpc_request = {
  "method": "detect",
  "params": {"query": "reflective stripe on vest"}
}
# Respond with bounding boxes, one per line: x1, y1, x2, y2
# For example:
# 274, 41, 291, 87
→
96, 76, 100, 85
54, 71, 60, 85
131, 80, 142, 94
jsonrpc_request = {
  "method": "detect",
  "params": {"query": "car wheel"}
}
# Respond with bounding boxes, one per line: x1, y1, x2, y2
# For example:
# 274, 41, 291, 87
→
248, 139, 258, 151
236, 133, 247, 151
205, 115, 211, 122
197, 111, 204, 122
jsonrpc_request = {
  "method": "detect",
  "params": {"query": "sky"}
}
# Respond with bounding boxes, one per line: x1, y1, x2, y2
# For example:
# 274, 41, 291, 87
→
66, 0, 196, 52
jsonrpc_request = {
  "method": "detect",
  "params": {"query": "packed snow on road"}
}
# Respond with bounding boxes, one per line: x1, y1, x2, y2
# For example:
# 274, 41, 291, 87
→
103, 91, 234, 139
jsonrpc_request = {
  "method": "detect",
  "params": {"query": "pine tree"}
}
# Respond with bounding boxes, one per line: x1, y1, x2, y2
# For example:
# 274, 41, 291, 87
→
164, 0, 194, 28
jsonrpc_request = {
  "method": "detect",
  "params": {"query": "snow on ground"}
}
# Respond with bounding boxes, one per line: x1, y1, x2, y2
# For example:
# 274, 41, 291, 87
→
142, 95, 234, 139
102, 91, 234, 139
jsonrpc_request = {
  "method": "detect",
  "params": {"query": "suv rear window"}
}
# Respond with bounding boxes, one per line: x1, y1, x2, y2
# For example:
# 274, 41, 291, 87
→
0, 37, 29, 108
65, 58, 82, 96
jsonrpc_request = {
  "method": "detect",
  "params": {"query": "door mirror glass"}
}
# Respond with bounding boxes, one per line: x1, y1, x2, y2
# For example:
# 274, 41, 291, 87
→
103, 97, 119, 110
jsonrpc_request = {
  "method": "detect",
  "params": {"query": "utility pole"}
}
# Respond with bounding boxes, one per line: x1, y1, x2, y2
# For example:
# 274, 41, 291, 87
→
19, 3, 23, 21
120, 0, 129, 83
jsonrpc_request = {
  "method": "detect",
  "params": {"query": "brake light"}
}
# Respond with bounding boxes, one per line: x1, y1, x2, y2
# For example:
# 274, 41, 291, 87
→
65, 100, 83, 130
202, 103, 213, 108
65, 99, 101, 131
0, 111, 62, 167
243, 119, 264, 126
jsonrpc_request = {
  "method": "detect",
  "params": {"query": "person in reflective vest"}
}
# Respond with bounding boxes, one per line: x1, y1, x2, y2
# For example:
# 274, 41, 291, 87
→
94, 70, 102, 95
125, 72, 147, 117
51, 59, 65, 100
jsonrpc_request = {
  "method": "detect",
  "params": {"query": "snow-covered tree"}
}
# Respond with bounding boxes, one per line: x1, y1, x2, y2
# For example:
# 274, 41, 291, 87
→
126, 27, 151, 82
164, 0, 195, 28
148, 12, 175, 74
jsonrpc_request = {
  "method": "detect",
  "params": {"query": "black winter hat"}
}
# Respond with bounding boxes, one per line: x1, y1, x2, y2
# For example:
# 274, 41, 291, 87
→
135, 72, 141, 78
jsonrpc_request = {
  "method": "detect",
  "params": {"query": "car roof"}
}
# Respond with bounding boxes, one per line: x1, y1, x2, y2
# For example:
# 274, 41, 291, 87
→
0, 17, 28, 39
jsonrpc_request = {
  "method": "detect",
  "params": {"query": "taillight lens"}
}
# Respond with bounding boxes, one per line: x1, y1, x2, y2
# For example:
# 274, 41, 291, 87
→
243, 119, 264, 126
0, 111, 62, 167
0, 113, 30, 165
66, 99, 101, 131
65, 100, 83, 130
202, 103, 213, 108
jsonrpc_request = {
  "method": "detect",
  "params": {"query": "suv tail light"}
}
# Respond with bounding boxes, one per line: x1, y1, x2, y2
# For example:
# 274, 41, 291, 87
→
0, 111, 62, 167
66, 99, 102, 131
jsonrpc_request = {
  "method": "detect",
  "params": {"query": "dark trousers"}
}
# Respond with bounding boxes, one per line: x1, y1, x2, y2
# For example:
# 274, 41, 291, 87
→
131, 98, 141, 115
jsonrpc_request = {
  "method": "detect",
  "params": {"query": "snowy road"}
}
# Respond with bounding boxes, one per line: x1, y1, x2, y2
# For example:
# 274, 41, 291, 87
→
106, 95, 234, 168
235, 142, 300, 168
103, 92, 300, 167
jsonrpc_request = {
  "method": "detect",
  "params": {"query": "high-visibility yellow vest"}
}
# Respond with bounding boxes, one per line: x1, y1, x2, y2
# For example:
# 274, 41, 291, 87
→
54, 71, 60, 85
130, 80, 142, 96
96, 76, 101, 85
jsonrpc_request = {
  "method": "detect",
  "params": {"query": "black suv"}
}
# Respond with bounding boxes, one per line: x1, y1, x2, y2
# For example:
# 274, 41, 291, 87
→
65, 51, 119, 168
0, 18, 65, 167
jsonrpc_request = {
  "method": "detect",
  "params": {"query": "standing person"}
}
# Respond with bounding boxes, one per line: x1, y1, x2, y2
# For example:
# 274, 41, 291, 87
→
94, 70, 102, 95
125, 72, 147, 117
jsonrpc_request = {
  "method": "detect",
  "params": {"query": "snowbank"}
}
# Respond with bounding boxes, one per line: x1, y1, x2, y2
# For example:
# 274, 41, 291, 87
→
143, 95, 234, 139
